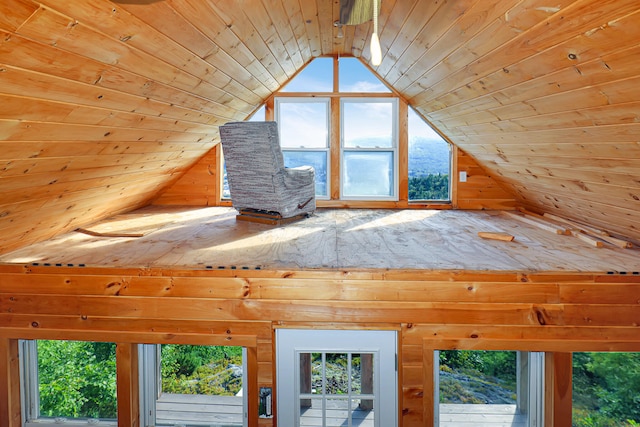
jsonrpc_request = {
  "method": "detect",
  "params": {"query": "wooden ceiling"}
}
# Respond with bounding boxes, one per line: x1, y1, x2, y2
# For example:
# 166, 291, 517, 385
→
1, 0, 639, 254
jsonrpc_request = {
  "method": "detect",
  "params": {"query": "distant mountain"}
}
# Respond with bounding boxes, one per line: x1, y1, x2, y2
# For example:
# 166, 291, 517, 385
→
410, 138, 451, 176
343, 137, 451, 177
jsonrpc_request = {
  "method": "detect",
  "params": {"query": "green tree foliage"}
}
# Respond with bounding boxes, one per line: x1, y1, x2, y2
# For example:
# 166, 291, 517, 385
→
38, 341, 117, 418
573, 352, 640, 426
408, 174, 449, 200
439, 350, 516, 382
161, 345, 243, 395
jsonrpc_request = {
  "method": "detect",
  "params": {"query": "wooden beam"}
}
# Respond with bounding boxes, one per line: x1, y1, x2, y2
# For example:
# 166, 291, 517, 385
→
116, 343, 140, 427
545, 352, 573, 427
247, 345, 259, 426
422, 343, 435, 427
398, 98, 409, 202
0, 338, 21, 427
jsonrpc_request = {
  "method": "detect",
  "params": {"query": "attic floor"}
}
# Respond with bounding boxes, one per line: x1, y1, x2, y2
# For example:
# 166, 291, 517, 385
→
1, 207, 638, 272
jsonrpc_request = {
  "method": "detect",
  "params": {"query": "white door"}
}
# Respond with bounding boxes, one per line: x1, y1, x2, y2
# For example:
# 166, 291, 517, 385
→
276, 329, 397, 427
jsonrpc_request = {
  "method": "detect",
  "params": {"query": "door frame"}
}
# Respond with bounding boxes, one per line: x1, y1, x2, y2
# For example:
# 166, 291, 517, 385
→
275, 329, 398, 427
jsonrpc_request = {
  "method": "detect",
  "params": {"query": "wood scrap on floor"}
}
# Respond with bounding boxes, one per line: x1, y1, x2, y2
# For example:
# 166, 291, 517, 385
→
502, 210, 570, 235
516, 208, 628, 249
76, 228, 144, 238
477, 231, 515, 242
543, 213, 633, 249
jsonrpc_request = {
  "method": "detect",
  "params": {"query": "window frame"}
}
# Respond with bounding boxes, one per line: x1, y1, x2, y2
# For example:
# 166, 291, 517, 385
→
340, 97, 399, 201
20, 340, 118, 427
407, 106, 452, 203
139, 344, 248, 427
274, 97, 332, 200
433, 350, 544, 427
233, 56, 454, 206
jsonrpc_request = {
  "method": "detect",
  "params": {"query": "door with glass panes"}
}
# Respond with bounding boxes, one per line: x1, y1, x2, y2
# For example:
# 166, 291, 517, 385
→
276, 329, 397, 427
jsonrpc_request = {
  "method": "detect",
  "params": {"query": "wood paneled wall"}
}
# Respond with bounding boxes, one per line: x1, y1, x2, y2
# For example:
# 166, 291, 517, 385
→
2, 0, 639, 253
1, 265, 638, 426
0, 0, 237, 254
153, 143, 517, 210
454, 148, 516, 210
393, 0, 640, 241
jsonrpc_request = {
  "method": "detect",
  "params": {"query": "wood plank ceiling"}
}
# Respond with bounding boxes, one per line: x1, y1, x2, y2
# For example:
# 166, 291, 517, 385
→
0, 0, 639, 254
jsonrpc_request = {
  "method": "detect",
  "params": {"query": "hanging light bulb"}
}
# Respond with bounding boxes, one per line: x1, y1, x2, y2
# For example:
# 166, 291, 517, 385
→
334, 20, 344, 39
370, 32, 381, 66
370, 0, 382, 66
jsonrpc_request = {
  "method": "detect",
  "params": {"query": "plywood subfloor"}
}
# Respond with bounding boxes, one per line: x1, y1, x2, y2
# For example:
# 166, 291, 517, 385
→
1, 207, 638, 272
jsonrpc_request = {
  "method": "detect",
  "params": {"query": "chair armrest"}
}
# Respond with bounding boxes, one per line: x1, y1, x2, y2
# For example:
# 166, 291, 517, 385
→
282, 166, 315, 188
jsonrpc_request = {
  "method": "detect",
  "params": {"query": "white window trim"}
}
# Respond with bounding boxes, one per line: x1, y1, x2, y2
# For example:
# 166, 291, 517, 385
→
340, 97, 399, 201
19, 340, 117, 427
433, 351, 545, 427
275, 97, 332, 200
139, 344, 248, 427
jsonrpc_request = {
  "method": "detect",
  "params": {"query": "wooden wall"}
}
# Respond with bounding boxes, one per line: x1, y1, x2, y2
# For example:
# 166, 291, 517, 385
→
0, 0, 271, 254
2, 0, 639, 254
0, 264, 638, 426
398, 0, 640, 241
153, 143, 517, 210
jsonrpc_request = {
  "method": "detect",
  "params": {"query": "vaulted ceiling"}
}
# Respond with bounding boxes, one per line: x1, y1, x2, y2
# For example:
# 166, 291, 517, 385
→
1, 0, 639, 254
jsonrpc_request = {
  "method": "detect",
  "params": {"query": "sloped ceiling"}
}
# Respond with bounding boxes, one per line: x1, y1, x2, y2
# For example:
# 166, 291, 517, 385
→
0, 0, 639, 254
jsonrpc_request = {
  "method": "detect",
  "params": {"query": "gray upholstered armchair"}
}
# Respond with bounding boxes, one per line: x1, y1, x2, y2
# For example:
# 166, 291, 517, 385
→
219, 121, 316, 219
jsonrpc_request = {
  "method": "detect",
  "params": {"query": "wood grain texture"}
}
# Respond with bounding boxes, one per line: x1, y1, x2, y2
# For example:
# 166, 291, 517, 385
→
2, 207, 638, 272
0, 338, 21, 427
1, 265, 639, 427
1, 0, 638, 252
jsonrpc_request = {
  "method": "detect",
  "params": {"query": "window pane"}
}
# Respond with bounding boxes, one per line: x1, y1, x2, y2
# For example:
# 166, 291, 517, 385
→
353, 398, 375, 424
281, 57, 333, 92
299, 398, 323, 425
343, 101, 393, 148
326, 398, 351, 426
573, 352, 640, 426
157, 345, 243, 426
339, 57, 390, 93
439, 350, 517, 404
283, 150, 328, 197
278, 101, 329, 148
325, 353, 349, 394
222, 160, 230, 199
37, 340, 117, 419
343, 151, 394, 197
408, 107, 450, 201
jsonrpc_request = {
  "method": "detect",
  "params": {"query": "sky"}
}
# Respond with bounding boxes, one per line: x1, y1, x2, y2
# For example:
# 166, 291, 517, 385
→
253, 56, 445, 145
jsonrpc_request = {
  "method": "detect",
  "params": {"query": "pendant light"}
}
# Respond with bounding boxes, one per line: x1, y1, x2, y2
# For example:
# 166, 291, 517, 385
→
370, 0, 382, 66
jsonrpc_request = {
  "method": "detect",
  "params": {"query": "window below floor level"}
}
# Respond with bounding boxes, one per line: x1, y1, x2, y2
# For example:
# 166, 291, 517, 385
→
20, 340, 118, 427
435, 350, 544, 427
139, 344, 247, 427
